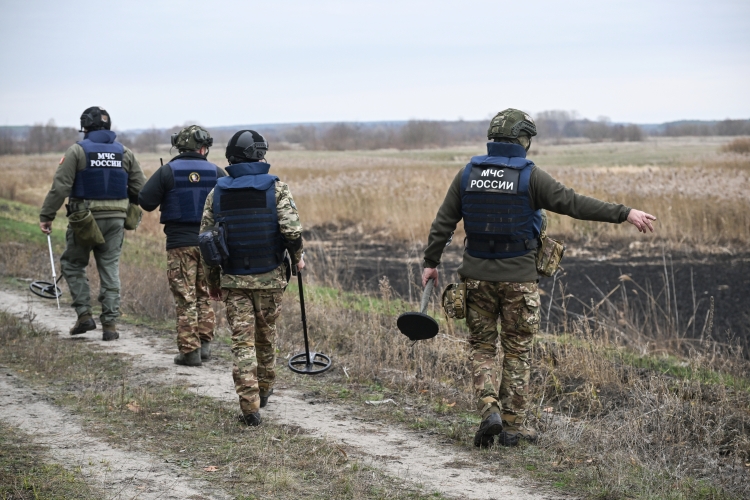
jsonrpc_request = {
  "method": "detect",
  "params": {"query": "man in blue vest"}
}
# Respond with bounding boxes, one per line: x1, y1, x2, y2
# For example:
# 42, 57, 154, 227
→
200, 130, 305, 426
39, 106, 146, 340
422, 108, 656, 448
139, 125, 226, 366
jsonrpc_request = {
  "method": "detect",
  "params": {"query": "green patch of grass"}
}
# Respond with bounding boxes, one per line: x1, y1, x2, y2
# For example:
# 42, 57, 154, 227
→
0, 197, 167, 270
0, 421, 101, 499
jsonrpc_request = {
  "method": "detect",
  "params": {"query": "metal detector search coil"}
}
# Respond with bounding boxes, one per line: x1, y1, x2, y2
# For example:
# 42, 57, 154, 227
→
288, 270, 332, 375
30, 234, 62, 308
397, 278, 439, 341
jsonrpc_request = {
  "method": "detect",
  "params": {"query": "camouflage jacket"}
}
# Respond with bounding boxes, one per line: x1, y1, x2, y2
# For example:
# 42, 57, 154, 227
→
200, 181, 303, 290
40, 143, 146, 222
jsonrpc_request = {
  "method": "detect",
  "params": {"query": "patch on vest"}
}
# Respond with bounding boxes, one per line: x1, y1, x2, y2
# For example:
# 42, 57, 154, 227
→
220, 190, 267, 211
188, 172, 201, 183
87, 152, 123, 168
465, 166, 520, 194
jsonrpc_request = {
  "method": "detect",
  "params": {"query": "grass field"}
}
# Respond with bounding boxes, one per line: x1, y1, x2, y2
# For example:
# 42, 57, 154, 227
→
1, 136, 749, 247
1, 136, 749, 498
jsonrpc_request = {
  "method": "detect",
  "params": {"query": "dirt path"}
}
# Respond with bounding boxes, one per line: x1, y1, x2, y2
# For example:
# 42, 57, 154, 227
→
0, 372, 226, 500
1, 288, 567, 500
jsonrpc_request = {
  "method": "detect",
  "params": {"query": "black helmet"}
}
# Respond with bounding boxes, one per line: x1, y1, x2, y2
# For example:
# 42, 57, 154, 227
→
225, 130, 268, 163
80, 106, 111, 132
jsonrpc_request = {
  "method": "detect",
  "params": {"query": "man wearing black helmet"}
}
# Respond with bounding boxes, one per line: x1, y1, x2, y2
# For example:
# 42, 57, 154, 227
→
138, 125, 226, 366
199, 130, 305, 426
39, 106, 146, 340
422, 108, 656, 448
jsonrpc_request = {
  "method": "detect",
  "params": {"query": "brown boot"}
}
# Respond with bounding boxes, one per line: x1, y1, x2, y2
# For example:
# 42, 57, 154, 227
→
70, 314, 96, 335
498, 414, 538, 446
102, 322, 119, 341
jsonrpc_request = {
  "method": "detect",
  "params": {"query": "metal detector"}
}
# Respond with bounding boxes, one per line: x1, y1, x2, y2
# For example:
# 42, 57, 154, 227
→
397, 278, 439, 341
288, 270, 332, 375
29, 234, 62, 308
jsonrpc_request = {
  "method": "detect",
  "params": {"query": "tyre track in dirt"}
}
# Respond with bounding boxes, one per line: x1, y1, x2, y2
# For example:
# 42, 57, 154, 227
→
1, 288, 569, 500
0, 372, 226, 499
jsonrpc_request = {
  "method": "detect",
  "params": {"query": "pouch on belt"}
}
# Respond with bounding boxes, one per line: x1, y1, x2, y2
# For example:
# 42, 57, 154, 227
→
535, 209, 565, 277
442, 282, 467, 319
67, 209, 105, 246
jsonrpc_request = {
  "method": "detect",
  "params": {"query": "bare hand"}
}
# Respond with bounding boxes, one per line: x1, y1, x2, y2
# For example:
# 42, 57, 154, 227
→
208, 288, 222, 301
422, 267, 438, 288
297, 256, 306, 271
627, 209, 657, 233
39, 221, 52, 234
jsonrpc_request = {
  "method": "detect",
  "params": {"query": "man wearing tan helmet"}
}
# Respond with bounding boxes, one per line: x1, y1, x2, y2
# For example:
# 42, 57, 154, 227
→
139, 125, 226, 366
422, 108, 656, 448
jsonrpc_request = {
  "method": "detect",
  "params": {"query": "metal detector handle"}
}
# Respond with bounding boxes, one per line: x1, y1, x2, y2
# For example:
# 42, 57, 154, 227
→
420, 278, 434, 314
47, 234, 60, 309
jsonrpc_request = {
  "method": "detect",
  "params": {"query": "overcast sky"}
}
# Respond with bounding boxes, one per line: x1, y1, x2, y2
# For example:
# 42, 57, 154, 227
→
1, 0, 748, 129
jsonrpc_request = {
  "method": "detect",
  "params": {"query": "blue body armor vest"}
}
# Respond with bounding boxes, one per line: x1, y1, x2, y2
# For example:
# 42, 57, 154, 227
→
213, 162, 284, 275
460, 142, 542, 259
160, 159, 219, 224
71, 130, 129, 200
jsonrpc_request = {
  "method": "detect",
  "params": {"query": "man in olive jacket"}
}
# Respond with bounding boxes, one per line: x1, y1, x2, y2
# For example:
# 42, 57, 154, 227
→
139, 125, 226, 366
422, 108, 656, 448
39, 107, 146, 340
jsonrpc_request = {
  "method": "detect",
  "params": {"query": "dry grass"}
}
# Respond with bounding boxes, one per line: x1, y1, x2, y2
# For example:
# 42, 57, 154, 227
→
721, 137, 750, 155
269, 273, 750, 499
2, 136, 748, 247
0, 424, 101, 499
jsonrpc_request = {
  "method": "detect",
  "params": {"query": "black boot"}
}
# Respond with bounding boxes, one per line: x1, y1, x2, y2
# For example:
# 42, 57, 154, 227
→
70, 314, 96, 335
239, 412, 262, 426
200, 340, 211, 361
102, 322, 119, 341
473, 413, 503, 448
174, 349, 201, 366
260, 389, 274, 408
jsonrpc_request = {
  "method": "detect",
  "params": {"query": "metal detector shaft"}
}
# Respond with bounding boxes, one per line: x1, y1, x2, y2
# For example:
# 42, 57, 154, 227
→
288, 268, 332, 374
420, 278, 434, 314
298, 270, 311, 365
47, 234, 60, 309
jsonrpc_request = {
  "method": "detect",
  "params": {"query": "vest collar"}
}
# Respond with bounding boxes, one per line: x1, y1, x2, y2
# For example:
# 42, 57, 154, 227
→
84, 130, 117, 144
226, 162, 271, 178
486, 142, 527, 158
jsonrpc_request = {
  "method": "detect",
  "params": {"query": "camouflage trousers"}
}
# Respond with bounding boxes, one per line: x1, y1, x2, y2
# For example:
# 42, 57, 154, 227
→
464, 279, 541, 422
223, 288, 283, 415
167, 247, 215, 354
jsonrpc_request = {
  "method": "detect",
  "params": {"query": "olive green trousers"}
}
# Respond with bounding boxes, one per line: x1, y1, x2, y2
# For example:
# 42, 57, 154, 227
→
60, 217, 125, 324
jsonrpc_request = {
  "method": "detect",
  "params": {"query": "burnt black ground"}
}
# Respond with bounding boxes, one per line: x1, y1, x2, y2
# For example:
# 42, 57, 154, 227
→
303, 228, 750, 348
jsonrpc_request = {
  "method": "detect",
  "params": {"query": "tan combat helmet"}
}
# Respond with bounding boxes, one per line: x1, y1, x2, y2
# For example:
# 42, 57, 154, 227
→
171, 125, 214, 152
487, 108, 537, 140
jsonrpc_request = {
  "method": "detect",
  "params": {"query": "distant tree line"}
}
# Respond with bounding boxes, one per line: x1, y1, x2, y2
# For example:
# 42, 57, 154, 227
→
2, 113, 749, 155
0, 120, 79, 155
661, 119, 750, 136
534, 111, 644, 142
